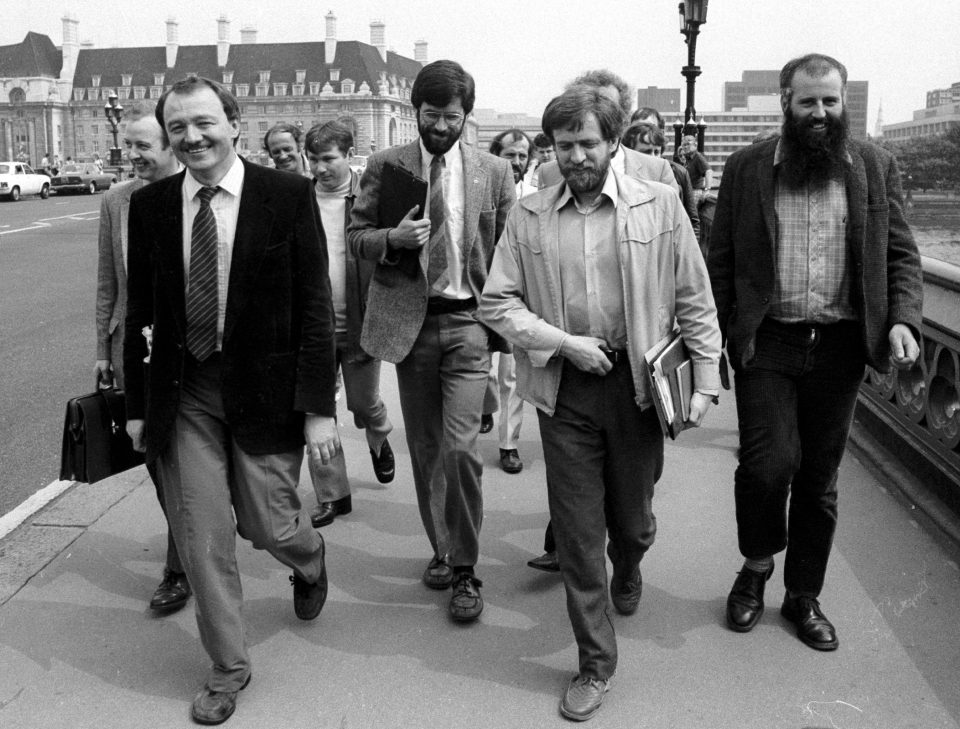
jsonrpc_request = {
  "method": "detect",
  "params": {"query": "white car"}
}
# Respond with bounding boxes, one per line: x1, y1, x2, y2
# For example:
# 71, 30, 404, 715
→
0, 161, 50, 201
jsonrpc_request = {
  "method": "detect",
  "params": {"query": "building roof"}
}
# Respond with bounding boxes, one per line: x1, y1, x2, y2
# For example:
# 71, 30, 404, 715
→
0, 32, 61, 78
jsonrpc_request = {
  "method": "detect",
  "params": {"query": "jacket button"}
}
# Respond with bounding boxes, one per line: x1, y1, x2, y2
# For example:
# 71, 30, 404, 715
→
761, 296, 769, 304
172, 380, 179, 386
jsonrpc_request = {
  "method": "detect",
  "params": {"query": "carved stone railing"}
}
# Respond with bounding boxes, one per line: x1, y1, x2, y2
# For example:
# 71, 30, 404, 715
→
857, 256, 960, 518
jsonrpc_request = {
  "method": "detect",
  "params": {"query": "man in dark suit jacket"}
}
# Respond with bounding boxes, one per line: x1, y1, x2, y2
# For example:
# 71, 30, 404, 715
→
709, 54, 922, 652
124, 76, 338, 726
349, 60, 514, 623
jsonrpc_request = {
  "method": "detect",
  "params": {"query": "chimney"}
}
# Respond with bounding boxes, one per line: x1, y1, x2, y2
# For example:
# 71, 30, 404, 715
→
217, 15, 230, 67
165, 17, 179, 69
60, 13, 79, 81
324, 11, 337, 65
414, 40, 428, 64
240, 26, 257, 44
370, 20, 387, 63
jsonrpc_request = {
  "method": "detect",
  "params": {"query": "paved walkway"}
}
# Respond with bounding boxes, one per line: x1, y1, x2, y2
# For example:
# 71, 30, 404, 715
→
1, 365, 959, 729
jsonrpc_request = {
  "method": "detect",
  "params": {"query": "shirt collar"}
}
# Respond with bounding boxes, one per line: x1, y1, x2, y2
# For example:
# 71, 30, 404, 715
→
419, 138, 461, 170
555, 167, 619, 212
184, 153, 244, 200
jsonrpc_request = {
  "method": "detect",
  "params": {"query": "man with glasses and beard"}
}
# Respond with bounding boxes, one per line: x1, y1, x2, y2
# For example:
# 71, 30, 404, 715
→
709, 53, 922, 652
481, 86, 720, 721
349, 60, 515, 623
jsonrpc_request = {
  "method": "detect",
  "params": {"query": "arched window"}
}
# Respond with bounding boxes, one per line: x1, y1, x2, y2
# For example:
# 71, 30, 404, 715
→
9, 87, 26, 105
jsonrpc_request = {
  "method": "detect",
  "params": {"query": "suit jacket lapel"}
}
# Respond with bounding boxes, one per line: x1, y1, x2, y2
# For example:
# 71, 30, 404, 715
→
395, 140, 423, 178
757, 147, 777, 252
843, 147, 868, 265
225, 160, 274, 344
155, 174, 187, 337
461, 145, 486, 259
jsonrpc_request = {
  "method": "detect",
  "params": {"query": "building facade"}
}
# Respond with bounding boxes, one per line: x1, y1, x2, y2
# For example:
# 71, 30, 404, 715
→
884, 81, 960, 141
636, 86, 681, 119
0, 13, 425, 165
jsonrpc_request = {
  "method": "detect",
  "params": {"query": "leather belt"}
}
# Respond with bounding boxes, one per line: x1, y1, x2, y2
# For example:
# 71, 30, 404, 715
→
602, 348, 628, 364
426, 296, 477, 316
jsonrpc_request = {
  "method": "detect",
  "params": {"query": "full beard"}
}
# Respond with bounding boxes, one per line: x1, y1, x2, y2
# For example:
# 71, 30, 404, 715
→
780, 107, 849, 186
419, 121, 462, 156
559, 159, 609, 195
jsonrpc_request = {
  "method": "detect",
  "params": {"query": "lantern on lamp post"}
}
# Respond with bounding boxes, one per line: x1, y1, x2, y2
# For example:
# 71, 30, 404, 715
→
675, 0, 709, 155
103, 90, 124, 167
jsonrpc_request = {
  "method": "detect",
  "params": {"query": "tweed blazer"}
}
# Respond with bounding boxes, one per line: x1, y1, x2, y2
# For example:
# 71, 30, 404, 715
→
95, 177, 145, 387
537, 145, 679, 195
123, 158, 337, 461
347, 140, 515, 363
708, 137, 923, 373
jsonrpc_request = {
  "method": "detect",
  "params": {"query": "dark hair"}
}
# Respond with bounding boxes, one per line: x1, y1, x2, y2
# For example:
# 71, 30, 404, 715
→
411, 60, 476, 115
533, 132, 553, 149
542, 86, 623, 143
489, 129, 531, 156
305, 121, 355, 156
569, 69, 632, 120
156, 76, 240, 147
263, 122, 303, 152
622, 121, 664, 151
779, 53, 848, 101
632, 106, 664, 130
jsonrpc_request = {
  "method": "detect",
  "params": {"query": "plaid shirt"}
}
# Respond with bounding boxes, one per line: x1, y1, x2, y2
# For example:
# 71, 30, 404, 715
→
770, 141, 857, 324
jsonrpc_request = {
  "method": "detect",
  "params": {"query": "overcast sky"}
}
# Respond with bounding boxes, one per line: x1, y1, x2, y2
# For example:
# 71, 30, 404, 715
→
3, 1, 956, 130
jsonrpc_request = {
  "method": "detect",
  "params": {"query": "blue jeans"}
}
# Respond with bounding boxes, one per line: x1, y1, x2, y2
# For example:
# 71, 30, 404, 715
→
733, 318, 865, 597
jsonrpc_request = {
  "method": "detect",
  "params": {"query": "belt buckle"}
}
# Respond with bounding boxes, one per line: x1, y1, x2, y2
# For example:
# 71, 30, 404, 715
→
603, 349, 621, 364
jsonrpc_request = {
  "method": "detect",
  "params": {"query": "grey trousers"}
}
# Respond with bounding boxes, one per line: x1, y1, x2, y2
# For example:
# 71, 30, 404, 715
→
395, 310, 490, 567
156, 355, 326, 693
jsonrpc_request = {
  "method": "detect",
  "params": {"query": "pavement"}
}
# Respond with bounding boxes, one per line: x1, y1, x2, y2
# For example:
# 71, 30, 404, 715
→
2, 364, 960, 729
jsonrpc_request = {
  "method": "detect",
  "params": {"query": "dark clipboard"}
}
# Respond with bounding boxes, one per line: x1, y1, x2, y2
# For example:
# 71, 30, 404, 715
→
643, 329, 694, 440
379, 162, 428, 278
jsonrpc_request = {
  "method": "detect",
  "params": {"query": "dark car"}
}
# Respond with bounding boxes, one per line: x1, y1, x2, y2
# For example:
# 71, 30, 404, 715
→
50, 163, 117, 195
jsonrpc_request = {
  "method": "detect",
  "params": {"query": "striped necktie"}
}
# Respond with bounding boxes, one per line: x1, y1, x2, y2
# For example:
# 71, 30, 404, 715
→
185, 185, 220, 361
426, 154, 449, 292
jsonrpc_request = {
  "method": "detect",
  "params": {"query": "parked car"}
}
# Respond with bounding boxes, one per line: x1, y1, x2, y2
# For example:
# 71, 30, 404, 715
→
0, 161, 51, 201
49, 163, 117, 195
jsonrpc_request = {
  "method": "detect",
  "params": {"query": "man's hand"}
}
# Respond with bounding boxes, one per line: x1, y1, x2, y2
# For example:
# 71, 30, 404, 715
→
686, 392, 715, 428
388, 205, 430, 250
888, 323, 920, 370
559, 336, 613, 376
95, 359, 113, 387
127, 419, 146, 453
305, 414, 341, 466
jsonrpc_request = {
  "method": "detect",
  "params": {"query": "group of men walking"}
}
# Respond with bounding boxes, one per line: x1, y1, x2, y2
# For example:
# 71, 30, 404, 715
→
94, 51, 922, 725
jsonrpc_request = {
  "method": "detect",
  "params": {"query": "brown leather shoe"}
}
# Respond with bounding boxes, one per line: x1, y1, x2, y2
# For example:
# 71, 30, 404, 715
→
149, 569, 190, 612
423, 554, 454, 589
291, 538, 327, 620
559, 674, 610, 722
499, 448, 523, 474
190, 674, 250, 725
311, 495, 352, 528
610, 564, 642, 615
780, 593, 839, 651
449, 572, 484, 622
726, 564, 774, 632
527, 551, 560, 573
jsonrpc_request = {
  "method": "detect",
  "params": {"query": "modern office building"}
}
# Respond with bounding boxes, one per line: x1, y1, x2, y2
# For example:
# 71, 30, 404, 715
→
0, 12, 425, 164
884, 81, 960, 141
636, 86, 682, 119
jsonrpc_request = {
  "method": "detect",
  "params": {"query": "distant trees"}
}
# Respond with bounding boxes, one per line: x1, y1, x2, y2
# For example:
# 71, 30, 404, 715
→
878, 127, 960, 192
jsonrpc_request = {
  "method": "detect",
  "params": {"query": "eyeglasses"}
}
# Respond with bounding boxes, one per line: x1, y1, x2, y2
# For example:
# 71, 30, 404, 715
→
420, 111, 465, 126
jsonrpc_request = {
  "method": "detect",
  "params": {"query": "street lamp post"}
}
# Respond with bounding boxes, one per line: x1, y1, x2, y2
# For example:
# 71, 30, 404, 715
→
103, 91, 123, 167
676, 0, 709, 154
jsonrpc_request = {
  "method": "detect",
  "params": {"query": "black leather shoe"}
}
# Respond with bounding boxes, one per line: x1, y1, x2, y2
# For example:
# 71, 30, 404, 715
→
423, 554, 454, 589
191, 674, 250, 725
480, 413, 494, 433
370, 439, 395, 483
150, 569, 190, 612
311, 495, 352, 528
499, 448, 523, 474
781, 593, 839, 651
610, 564, 642, 615
726, 564, 774, 632
527, 551, 560, 573
449, 572, 484, 622
291, 539, 327, 620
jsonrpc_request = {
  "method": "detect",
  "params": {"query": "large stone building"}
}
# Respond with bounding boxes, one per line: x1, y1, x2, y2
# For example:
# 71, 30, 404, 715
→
0, 13, 425, 165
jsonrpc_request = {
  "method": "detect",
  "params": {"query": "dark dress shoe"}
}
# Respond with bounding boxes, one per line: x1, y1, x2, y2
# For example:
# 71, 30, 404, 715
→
291, 538, 327, 620
191, 674, 250, 725
150, 569, 190, 612
310, 495, 352, 528
370, 439, 395, 483
781, 593, 839, 651
527, 551, 560, 573
610, 564, 642, 615
423, 554, 454, 589
449, 572, 484, 622
480, 413, 494, 433
499, 448, 523, 474
726, 564, 774, 632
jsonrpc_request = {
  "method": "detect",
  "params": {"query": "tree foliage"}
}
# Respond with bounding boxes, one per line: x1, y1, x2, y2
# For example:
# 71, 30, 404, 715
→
877, 128, 960, 191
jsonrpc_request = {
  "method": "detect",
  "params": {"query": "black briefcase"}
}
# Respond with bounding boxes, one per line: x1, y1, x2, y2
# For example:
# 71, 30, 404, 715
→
59, 385, 145, 483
